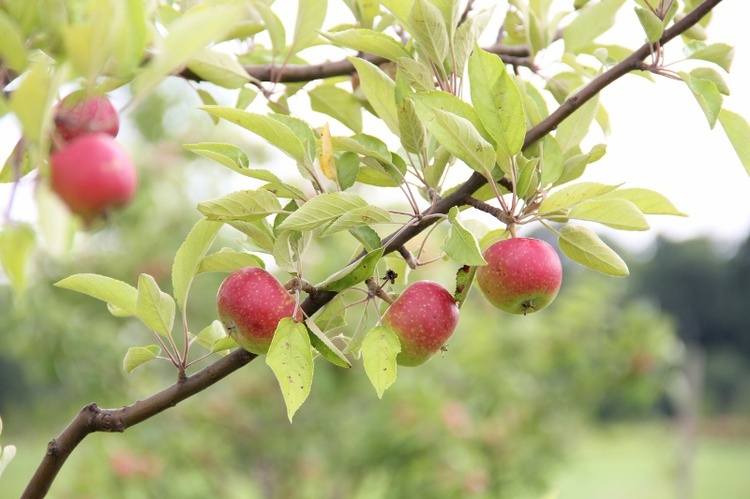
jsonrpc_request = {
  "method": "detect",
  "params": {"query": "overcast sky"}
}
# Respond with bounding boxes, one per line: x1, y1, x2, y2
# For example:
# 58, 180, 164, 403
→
0, 0, 747, 253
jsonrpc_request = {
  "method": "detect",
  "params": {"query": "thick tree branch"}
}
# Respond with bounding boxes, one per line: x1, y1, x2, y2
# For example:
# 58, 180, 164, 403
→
24, 1, 723, 496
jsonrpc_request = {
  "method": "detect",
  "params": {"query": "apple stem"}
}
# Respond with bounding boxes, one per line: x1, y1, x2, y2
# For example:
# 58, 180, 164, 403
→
366, 277, 394, 305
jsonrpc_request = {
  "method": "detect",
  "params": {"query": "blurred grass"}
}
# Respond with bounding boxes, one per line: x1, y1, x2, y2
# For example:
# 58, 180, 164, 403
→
551, 420, 750, 499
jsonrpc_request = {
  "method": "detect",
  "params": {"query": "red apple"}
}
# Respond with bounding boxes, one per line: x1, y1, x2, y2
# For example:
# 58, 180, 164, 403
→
477, 237, 562, 315
216, 267, 303, 355
53, 91, 119, 144
49, 133, 137, 221
382, 280, 459, 367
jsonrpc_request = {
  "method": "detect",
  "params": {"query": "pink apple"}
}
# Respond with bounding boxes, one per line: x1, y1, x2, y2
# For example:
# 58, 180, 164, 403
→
382, 280, 459, 367
216, 267, 303, 355
477, 237, 562, 315
49, 133, 137, 221
53, 91, 119, 144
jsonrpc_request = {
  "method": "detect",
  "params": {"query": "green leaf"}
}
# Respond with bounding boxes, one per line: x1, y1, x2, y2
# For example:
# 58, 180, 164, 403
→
309, 85, 363, 133
680, 71, 722, 129
172, 219, 222, 311
563, 0, 627, 54
454, 264, 478, 309
362, 325, 401, 398
211, 335, 240, 354
266, 318, 314, 422
316, 248, 385, 292
198, 189, 284, 222
254, 2, 286, 57
379, 0, 414, 25
408, 0, 448, 68
451, 8, 494, 76
8, 60, 56, 145
689, 67, 729, 95
0, 12, 27, 72
136, 274, 176, 337
200, 106, 309, 166
686, 42, 734, 72
55, 274, 138, 316
277, 192, 368, 232
0, 223, 35, 295
443, 207, 487, 266
555, 94, 599, 153
396, 57, 435, 92
412, 102, 495, 175
186, 142, 306, 201
468, 47, 526, 157
540, 135, 564, 185
568, 198, 650, 231
228, 219, 276, 253
332, 134, 391, 164
185, 142, 249, 172
306, 320, 352, 368
196, 321, 227, 351
409, 90, 491, 142
319, 205, 394, 237
539, 182, 620, 215
197, 248, 265, 274
396, 72, 425, 154
132, 2, 245, 96
291, 0, 328, 55
601, 188, 687, 216
323, 29, 411, 61
273, 230, 304, 274
349, 57, 399, 136
335, 151, 360, 191
348, 226, 382, 252
0, 140, 34, 183
187, 49, 251, 89
634, 7, 664, 43
718, 109, 750, 177
558, 225, 629, 277
312, 294, 348, 332
123, 345, 161, 374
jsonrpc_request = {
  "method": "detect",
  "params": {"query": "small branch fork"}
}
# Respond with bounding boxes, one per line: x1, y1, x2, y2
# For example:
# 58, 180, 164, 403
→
21, 1, 724, 496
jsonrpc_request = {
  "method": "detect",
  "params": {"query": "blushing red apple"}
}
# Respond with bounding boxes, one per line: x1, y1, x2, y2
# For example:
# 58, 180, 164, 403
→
49, 133, 137, 221
216, 267, 303, 355
53, 91, 119, 144
382, 280, 459, 367
477, 237, 562, 315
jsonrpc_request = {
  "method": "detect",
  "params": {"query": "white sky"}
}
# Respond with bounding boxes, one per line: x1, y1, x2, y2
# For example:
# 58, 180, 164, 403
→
0, 0, 748, 252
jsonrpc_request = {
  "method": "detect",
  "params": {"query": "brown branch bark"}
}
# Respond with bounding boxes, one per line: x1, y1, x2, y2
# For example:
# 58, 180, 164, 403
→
179, 45, 532, 84
23, 0, 723, 496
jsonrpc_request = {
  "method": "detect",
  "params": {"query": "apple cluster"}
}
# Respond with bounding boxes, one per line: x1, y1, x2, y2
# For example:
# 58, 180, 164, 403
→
49, 91, 137, 224
215, 237, 562, 369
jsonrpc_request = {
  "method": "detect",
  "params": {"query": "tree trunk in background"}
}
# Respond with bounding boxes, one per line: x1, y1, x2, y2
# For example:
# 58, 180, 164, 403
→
675, 344, 704, 499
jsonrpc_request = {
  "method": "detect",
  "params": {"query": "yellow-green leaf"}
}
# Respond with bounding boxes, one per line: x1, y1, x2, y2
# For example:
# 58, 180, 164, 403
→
539, 182, 620, 215
123, 345, 161, 374
718, 109, 750, 177
266, 318, 314, 422
568, 198, 650, 231
55, 274, 138, 316
136, 274, 176, 337
558, 225, 629, 277
362, 325, 401, 398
